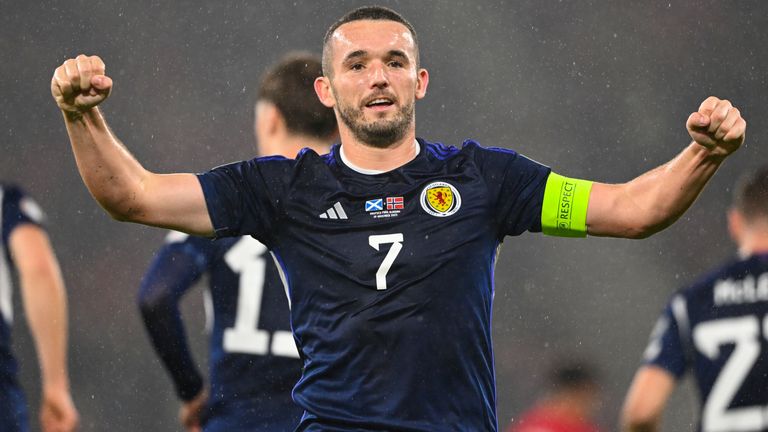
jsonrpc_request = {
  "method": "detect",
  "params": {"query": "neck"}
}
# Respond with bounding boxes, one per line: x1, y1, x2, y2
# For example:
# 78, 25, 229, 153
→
737, 222, 768, 258
738, 235, 768, 258
261, 134, 332, 159
338, 127, 418, 172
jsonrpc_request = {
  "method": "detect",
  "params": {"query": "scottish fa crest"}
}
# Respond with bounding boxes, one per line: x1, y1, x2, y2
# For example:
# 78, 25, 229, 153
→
420, 181, 461, 217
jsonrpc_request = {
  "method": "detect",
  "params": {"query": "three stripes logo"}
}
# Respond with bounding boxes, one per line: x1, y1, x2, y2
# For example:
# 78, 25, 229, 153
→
319, 202, 348, 220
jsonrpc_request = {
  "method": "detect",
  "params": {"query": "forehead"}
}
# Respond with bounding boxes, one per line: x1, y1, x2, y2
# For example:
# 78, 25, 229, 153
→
330, 20, 416, 60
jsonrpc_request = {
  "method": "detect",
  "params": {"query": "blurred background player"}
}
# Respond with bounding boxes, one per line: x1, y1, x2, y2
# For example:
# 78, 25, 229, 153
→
0, 183, 79, 432
622, 165, 768, 432
137, 53, 337, 432
507, 361, 603, 432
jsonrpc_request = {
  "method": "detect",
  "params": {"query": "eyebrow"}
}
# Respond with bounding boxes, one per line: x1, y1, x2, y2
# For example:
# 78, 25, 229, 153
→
341, 49, 411, 65
342, 50, 368, 64
386, 50, 409, 61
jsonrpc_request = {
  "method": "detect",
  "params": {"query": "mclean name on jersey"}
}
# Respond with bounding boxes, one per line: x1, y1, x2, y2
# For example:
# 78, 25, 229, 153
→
714, 273, 768, 306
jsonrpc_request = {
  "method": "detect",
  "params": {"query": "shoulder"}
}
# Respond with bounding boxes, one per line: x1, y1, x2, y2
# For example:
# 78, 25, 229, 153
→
419, 138, 522, 161
451, 139, 548, 171
1, 182, 25, 206
679, 257, 744, 299
1, 183, 45, 225
206, 154, 297, 177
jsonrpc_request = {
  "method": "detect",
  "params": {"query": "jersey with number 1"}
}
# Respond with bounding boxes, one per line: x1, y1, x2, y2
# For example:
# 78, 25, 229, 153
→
0, 184, 45, 431
139, 233, 303, 431
197, 139, 552, 431
644, 253, 768, 432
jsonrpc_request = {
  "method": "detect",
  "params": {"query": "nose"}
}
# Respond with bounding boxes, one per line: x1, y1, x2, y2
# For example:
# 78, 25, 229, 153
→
369, 61, 389, 89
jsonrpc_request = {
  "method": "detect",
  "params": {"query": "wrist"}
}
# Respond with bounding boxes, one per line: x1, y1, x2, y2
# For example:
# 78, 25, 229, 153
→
42, 381, 71, 397
62, 107, 99, 123
42, 371, 70, 393
689, 141, 728, 165
62, 109, 84, 122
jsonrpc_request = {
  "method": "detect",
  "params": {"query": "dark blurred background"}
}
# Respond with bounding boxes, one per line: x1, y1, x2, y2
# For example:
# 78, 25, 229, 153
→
2, 1, 766, 430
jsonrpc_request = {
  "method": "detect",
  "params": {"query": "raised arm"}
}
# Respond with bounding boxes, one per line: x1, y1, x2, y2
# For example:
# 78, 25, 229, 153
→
586, 97, 745, 238
10, 224, 79, 432
51, 55, 213, 236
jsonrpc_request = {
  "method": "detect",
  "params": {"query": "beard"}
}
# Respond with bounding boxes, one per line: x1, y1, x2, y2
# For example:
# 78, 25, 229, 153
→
334, 91, 414, 149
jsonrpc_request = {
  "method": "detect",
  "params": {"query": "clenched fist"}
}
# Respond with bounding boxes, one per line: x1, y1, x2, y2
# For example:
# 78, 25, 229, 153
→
687, 96, 746, 158
51, 54, 113, 114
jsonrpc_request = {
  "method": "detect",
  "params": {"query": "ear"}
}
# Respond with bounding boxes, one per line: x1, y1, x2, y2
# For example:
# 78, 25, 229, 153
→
728, 208, 744, 244
255, 101, 284, 151
415, 68, 429, 100
314, 76, 336, 108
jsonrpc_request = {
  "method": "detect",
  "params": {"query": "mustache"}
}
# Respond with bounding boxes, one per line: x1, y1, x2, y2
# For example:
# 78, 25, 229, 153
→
361, 91, 398, 107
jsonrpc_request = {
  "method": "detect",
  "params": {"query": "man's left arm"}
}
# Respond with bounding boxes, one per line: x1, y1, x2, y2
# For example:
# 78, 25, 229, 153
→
10, 224, 79, 432
621, 365, 676, 432
586, 96, 745, 238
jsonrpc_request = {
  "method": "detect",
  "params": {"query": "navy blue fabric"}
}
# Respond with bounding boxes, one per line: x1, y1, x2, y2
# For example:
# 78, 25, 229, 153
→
197, 139, 550, 431
138, 233, 303, 431
0, 183, 43, 432
0, 372, 28, 432
2, 184, 41, 262
644, 253, 768, 431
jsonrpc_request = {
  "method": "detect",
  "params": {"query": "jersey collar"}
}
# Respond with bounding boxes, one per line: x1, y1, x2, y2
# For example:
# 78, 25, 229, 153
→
339, 140, 421, 175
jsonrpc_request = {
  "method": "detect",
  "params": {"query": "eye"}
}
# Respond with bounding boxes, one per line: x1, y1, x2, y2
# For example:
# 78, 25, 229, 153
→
388, 60, 404, 68
350, 63, 364, 71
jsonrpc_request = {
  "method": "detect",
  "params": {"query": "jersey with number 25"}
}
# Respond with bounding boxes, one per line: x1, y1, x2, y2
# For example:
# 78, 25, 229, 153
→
197, 138, 568, 431
644, 253, 768, 432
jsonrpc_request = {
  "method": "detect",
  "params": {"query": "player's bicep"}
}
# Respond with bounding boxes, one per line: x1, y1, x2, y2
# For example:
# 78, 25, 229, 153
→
585, 182, 649, 238
139, 173, 214, 237
540, 172, 593, 237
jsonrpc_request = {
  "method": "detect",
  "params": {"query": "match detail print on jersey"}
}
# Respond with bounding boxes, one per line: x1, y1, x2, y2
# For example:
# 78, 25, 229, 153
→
541, 172, 593, 237
420, 181, 461, 217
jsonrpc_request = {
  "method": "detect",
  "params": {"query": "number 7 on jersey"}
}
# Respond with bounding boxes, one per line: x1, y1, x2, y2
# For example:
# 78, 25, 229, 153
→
369, 234, 404, 291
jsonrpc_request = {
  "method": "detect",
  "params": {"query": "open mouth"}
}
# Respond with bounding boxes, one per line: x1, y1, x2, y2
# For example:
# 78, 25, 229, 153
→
364, 96, 395, 110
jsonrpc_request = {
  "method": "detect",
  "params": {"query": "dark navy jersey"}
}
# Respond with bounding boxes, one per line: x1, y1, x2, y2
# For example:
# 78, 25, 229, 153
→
644, 253, 768, 432
0, 183, 44, 432
139, 232, 304, 431
197, 139, 551, 431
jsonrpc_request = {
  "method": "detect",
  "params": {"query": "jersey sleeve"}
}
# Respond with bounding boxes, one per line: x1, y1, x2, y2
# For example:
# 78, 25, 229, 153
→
196, 156, 293, 243
137, 231, 212, 401
2, 185, 46, 249
467, 142, 551, 237
641, 295, 688, 379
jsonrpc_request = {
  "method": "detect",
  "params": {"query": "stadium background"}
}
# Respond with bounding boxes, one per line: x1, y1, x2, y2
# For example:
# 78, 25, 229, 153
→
2, 1, 767, 430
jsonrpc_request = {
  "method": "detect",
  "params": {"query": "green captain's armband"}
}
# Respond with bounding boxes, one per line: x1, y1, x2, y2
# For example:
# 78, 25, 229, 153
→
541, 172, 593, 237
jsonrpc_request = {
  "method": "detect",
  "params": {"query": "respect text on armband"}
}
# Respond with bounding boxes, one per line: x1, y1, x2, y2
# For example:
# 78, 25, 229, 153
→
557, 180, 576, 230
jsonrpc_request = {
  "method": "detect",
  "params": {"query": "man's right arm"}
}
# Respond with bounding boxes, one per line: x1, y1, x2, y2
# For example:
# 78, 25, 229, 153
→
51, 55, 213, 236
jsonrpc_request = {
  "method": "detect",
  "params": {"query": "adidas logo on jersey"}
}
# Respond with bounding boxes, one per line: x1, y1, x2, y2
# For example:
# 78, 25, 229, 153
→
319, 202, 348, 220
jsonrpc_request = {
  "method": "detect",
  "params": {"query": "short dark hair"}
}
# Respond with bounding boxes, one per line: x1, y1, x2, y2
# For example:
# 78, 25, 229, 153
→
257, 52, 337, 138
549, 361, 598, 392
733, 165, 768, 220
322, 6, 419, 76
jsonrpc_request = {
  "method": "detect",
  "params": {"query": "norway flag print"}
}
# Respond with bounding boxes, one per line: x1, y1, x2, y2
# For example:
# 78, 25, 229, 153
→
386, 197, 404, 210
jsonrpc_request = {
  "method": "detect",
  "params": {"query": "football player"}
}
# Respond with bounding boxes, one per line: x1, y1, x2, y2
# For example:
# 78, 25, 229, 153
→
51, 6, 745, 431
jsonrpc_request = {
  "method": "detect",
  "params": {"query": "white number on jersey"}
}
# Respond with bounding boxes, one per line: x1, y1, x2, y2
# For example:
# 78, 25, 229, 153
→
368, 234, 404, 290
693, 314, 768, 432
222, 237, 299, 358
